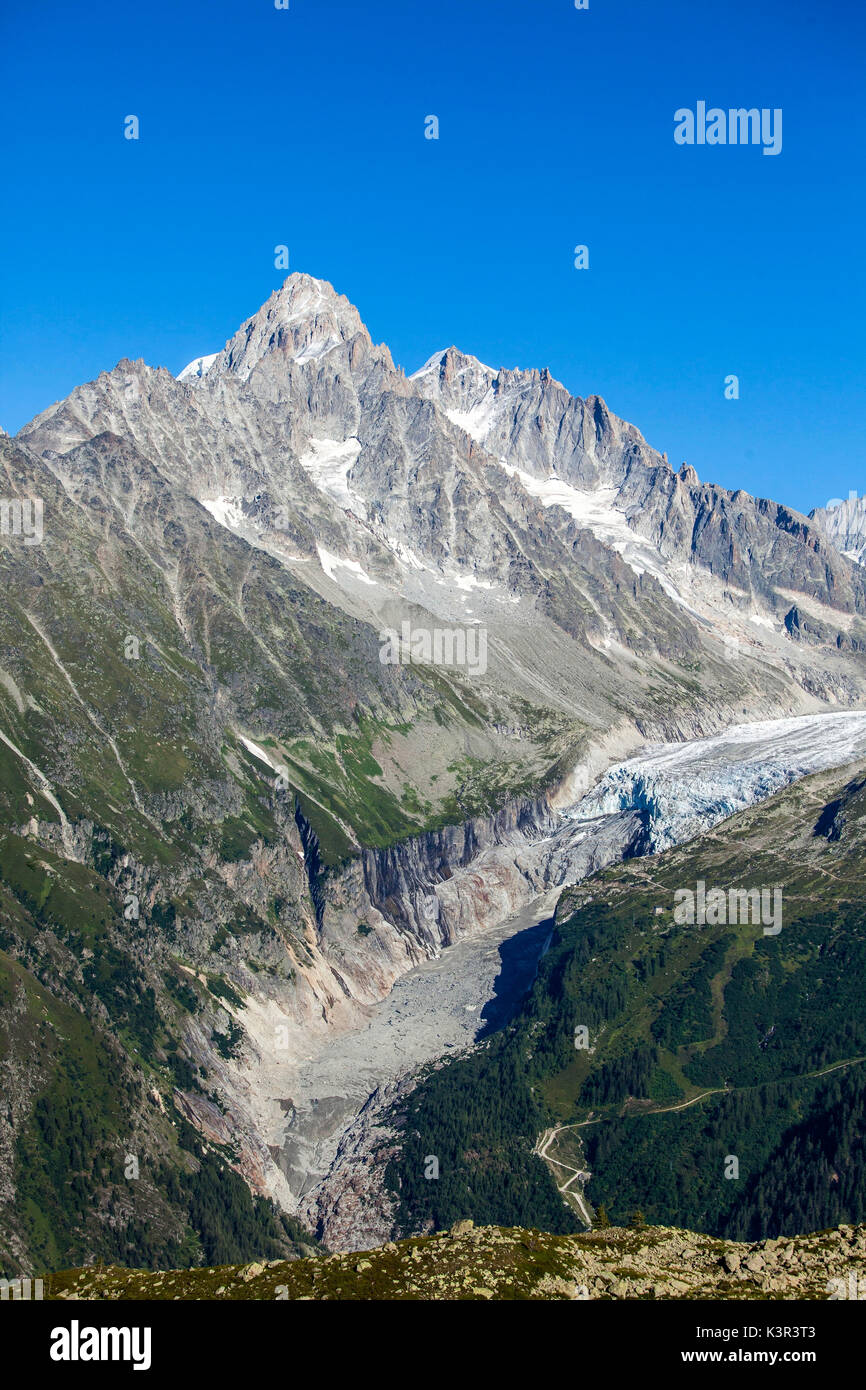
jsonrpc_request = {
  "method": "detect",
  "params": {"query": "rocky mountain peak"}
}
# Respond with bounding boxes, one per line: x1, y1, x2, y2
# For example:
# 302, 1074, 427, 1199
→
179, 273, 377, 386
410, 346, 498, 415
266, 271, 364, 332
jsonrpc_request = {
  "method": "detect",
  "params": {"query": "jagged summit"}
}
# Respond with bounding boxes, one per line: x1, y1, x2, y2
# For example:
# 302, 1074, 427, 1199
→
178, 273, 376, 385
411, 345, 498, 382
15, 270, 866, 639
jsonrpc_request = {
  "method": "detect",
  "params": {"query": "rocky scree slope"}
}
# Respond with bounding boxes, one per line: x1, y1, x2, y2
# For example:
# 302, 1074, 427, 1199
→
38, 1220, 866, 1301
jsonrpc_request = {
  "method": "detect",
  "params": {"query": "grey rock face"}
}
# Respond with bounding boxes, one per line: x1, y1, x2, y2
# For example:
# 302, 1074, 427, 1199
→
413, 345, 866, 620
811, 493, 866, 566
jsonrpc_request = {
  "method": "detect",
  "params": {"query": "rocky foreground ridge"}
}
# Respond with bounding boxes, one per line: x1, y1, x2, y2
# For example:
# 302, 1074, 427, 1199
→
39, 1221, 866, 1301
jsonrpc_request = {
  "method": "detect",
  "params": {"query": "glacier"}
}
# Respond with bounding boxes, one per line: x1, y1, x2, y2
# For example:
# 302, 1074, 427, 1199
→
565, 710, 866, 852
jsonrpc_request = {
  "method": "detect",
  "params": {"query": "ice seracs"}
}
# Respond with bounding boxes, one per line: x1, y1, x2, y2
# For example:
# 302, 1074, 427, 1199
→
568, 710, 866, 852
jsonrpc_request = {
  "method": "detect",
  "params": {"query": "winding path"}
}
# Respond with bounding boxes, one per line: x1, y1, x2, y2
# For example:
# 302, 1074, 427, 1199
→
535, 1055, 866, 1226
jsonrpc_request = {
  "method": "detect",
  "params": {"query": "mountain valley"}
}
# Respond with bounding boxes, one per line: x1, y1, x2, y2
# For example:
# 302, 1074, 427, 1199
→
2, 273, 865, 1284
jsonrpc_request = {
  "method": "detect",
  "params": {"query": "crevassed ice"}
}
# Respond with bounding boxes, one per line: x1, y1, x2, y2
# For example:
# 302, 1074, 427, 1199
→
566, 710, 866, 852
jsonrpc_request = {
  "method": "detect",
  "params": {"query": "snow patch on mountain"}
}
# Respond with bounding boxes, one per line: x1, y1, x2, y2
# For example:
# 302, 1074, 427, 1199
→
178, 353, 218, 381
444, 391, 499, 440
385, 536, 427, 572
499, 463, 702, 614
316, 545, 376, 587
409, 352, 450, 380
199, 495, 248, 531
298, 437, 364, 514
239, 736, 281, 772
293, 335, 342, 366
448, 572, 497, 593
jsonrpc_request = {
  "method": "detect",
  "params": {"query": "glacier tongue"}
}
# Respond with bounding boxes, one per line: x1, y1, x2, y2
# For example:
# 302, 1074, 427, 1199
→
567, 710, 866, 852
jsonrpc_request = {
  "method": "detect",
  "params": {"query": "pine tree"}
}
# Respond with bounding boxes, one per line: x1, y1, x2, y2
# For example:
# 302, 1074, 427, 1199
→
594, 1205, 611, 1229
629, 1208, 646, 1230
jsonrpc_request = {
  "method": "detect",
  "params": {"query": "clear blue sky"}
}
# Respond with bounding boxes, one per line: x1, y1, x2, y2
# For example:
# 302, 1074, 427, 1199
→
2, 0, 864, 515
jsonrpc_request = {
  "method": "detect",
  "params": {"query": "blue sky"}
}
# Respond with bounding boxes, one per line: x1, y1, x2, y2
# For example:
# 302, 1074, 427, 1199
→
1, 0, 864, 515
